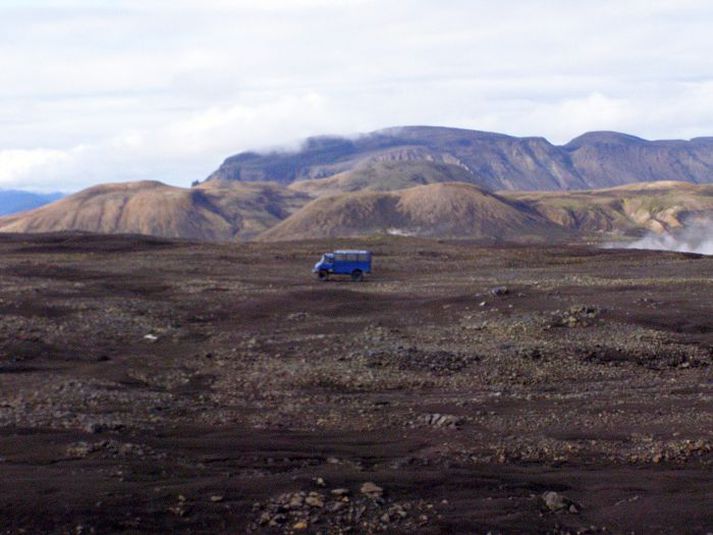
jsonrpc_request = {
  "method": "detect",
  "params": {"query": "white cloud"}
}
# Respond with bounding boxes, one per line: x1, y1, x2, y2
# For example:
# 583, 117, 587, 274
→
0, 148, 76, 188
1, 0, 713, 190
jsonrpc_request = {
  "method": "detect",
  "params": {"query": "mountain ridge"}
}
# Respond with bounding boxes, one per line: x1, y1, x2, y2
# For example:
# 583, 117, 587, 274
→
2, 178, 713, 242
205, 126, 713, 191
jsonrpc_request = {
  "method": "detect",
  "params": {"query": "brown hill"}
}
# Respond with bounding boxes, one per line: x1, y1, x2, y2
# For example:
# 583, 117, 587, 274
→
287, 160, 476, 197
258, 182, 566, 242
504, 181, 713, 235
0, 180, 311, 241
4, 177, 713, 244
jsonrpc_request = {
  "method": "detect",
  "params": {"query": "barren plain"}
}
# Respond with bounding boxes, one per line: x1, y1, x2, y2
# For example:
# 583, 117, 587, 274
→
1, 233, 713, 534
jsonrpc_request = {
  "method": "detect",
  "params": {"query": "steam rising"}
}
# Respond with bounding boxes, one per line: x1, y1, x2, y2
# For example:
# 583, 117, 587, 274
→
612, 218, 713, 255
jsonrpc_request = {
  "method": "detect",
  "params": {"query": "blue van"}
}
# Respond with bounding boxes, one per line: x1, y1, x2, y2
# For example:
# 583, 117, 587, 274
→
313, 250, 372, 281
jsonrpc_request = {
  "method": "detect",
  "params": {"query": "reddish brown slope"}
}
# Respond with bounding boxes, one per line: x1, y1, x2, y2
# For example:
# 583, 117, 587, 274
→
0, 180, 311, 241
258, 182, 565, 241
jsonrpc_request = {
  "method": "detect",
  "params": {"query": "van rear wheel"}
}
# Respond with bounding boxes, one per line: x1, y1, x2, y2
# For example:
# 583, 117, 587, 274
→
351, 269, 363, 282
318, 270, 329, 281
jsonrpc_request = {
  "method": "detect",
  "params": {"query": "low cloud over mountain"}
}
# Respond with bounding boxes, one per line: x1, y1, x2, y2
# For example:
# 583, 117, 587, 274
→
206, 127, 713, 192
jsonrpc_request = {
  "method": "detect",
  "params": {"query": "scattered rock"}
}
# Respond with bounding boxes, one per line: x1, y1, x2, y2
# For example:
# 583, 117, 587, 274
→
66, 442, 93, 458
490, 286, 509, 297
250, 485, 434, 533
305, 492, 324, 508
421, 413, 464, 429
360, 482, 384, 498
542, 491, 579, 513
288, 493, 304, 509
518, 347, 544, 361
551, 305, 601, 328
365, 346, 479, 375
84, 421, 104, 434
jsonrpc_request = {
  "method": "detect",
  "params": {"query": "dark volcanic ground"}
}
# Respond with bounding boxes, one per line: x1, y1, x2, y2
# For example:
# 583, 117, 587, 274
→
1, 233, 713, 534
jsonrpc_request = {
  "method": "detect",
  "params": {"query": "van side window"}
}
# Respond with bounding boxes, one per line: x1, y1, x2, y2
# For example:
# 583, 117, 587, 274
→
335, 254, 346, 262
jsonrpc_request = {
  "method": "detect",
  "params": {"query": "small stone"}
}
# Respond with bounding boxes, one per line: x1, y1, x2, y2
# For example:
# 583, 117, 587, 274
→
329, 500, 348, 512
305, 493, 324, 508
269, 513, 287, 526
288, 494, 304, 508
315, 477, 326, 487
84, 422, 103, 434
390, 504, 408, 518
331, 488, 350, 497
66, 442, 92, 458
168, 505, 188, 517
360, 482, 384, 498
210, 495, 224, 503
542, 491, 578, 513
293, 520, 308, 530
490, 286, 509, 297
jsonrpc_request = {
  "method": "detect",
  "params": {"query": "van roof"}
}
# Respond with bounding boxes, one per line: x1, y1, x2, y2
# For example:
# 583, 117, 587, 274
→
334, 250, 371, 254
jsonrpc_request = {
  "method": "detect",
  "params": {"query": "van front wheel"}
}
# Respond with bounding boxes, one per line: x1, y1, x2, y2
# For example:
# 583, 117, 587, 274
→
318, 270, 329, 281
351, 270, 364, 282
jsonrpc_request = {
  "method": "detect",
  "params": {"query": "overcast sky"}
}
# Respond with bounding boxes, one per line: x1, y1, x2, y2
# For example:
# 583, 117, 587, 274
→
2, 0, 713, 191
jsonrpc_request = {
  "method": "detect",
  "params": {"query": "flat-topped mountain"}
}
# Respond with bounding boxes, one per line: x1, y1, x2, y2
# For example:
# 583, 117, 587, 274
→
206, 126, 713, 191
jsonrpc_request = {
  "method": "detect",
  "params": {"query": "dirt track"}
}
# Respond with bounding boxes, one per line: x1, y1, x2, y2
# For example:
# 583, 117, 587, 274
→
1, 233, 713, 534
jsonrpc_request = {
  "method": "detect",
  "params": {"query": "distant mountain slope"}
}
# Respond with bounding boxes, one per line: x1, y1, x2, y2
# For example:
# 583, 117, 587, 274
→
258, 182, 567, 242
0, 190, 63, 216
205, 126, 713, 191
0, 180, 310, 241
504, 181, 713, 235
287, 160, 476, 197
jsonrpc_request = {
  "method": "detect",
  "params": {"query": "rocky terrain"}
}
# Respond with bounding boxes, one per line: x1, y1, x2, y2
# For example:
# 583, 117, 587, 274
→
205, 126, 713, 191
1, 233, 713, 533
